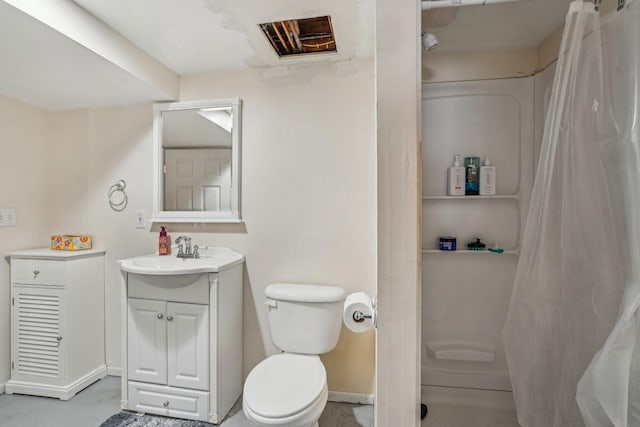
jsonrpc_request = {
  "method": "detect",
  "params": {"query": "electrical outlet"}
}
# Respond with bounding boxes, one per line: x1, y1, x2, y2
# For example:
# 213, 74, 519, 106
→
135, 210, 146, 229
0, 208, 16, 227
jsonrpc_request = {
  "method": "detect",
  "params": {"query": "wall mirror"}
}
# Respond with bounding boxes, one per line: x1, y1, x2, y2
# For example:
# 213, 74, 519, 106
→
152, 98, 242, 223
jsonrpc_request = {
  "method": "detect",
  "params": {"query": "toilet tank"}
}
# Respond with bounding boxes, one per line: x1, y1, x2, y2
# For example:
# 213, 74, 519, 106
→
265, 283, 346, 355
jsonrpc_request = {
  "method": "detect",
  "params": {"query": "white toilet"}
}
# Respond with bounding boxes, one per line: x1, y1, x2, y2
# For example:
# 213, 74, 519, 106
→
243, 283, 346, 427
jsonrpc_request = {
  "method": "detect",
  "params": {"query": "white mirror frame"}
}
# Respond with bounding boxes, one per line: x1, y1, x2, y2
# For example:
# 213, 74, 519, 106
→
151, 98, 242, 223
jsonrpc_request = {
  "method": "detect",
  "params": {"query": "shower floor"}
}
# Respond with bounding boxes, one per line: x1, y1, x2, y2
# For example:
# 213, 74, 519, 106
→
422, 402, 520, 427
421, 385, 520, 427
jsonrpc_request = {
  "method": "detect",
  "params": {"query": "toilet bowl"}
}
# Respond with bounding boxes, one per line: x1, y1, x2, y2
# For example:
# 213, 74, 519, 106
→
242, 283, 346, 427
243, 354, 328, 427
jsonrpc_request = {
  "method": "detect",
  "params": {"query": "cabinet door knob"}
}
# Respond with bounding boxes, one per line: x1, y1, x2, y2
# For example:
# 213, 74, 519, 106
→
163, 401, 170, 407
166, 315, 173, 321
157, 313, 164, 320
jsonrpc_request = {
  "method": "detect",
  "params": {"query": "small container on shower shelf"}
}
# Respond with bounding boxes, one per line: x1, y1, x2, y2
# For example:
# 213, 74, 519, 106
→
464, 156, 480, 195
439, 236, 457, 251
479, 157, 497, 196
467, 238, 486, 251
447, 155, 466, 196
488, 244, 504, 254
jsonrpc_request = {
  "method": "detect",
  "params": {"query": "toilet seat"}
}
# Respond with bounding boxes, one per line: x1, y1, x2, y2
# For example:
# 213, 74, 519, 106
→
243, 353, 328, 425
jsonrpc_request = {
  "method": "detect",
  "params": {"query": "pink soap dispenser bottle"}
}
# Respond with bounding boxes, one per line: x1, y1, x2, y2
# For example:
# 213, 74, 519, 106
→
159, 226, 170, 255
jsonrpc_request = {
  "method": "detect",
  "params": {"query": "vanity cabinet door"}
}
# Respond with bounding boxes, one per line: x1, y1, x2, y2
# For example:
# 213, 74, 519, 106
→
128, 298, 167, 385
167, 302, 209, 391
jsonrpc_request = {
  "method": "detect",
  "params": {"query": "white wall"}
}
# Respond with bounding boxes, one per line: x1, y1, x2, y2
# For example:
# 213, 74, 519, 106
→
179, 60, 377, 394
0, 95, 54, 389
46, 59, 376, 394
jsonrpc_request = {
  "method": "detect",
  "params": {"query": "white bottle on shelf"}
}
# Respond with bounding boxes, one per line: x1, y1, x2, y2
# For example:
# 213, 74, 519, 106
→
479, 157, 496, 196
448, 154, 466, 196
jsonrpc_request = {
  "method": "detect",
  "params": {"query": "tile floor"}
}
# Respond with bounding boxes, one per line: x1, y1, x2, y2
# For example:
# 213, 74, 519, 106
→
0, 377, 374, 427
0, 377, 521, 426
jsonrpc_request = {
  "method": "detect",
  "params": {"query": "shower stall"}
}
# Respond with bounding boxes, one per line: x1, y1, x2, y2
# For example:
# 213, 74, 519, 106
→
420, 65, 547, 404
421, 0, 640, 425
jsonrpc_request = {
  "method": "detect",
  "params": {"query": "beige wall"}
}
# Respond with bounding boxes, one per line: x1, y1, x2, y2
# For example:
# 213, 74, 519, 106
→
538, 26, 563, 71
0, 96, 54, 388
86, 106, 158, 368
50, 110, 90, 232
423, 47, 539, 83
44, 59, 377, 395
179, 60, 377, 394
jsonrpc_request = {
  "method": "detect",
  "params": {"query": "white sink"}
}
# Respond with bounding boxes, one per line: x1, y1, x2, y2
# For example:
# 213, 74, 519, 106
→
119, 247, 244, 275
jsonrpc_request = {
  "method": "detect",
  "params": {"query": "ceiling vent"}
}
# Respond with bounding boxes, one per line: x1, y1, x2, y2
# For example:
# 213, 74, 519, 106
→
259, 16, 336, 57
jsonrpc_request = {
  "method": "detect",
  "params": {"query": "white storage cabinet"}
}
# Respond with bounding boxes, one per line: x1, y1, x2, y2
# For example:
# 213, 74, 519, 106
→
6, 248, 106, 400
120, 263, 243, 423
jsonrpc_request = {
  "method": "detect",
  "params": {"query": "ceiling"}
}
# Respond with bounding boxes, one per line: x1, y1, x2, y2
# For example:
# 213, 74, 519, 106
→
0, 0, 571, 111
424, 0, 573, 52
0, 0, 175, 111
72, 0, 375, 75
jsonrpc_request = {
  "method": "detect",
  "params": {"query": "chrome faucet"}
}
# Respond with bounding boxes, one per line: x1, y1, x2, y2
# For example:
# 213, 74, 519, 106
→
175, 236, 199, 258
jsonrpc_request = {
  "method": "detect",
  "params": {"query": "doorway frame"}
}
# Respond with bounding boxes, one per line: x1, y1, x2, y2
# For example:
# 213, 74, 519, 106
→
374, 0, 422, 425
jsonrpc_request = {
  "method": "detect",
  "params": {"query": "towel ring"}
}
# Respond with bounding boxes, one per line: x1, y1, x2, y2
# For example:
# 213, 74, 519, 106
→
108, 179, 128, 211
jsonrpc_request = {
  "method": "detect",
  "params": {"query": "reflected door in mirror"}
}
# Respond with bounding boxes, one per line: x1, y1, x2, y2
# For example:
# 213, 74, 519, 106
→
164, 148, 231, 211
152, 98, 241, 223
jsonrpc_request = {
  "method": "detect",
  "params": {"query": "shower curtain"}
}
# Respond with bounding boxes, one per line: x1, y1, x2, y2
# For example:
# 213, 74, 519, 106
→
502, 1, 640, 426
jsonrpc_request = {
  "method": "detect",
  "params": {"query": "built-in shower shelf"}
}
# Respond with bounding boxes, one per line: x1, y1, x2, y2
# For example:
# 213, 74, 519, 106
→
422, 249, 519, 256
422, 195, 519, 200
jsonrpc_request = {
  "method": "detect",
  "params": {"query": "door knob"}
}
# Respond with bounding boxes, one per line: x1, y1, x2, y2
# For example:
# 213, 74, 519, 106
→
166, 315, 173, 321
157, 313, 164, 320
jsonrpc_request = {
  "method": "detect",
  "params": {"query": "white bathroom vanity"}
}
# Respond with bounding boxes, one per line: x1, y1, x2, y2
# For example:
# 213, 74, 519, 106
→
118, 247, 244, 423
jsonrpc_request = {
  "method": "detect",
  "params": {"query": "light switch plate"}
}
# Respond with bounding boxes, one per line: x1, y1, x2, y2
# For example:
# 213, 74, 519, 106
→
135, 210, 146, 229
0, 208, 16, 227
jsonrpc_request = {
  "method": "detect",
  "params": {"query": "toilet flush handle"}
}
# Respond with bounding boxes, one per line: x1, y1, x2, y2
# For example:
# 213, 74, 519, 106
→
264, 299, 277, 310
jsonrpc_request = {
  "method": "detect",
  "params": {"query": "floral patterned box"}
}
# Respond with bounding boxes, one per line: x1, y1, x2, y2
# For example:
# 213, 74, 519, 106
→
51, 235, 92, 251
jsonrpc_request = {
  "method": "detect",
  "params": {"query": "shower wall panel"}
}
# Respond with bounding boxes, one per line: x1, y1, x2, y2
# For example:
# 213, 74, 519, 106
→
421, 77, 534, 391
534, 63, 556, 174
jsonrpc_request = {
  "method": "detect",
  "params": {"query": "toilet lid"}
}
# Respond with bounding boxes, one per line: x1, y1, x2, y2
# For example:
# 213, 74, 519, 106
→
244, 353, 326, 419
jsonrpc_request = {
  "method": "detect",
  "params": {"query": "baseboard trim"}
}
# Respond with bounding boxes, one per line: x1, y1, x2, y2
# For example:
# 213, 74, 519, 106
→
0, 381, 6, 395
328, 391, 374, 405
6, 365, 107, 400
107, 366, 122, 377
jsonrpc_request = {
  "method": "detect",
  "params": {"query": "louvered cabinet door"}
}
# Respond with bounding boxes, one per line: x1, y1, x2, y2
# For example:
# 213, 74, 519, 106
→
11, 286, 65, 385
